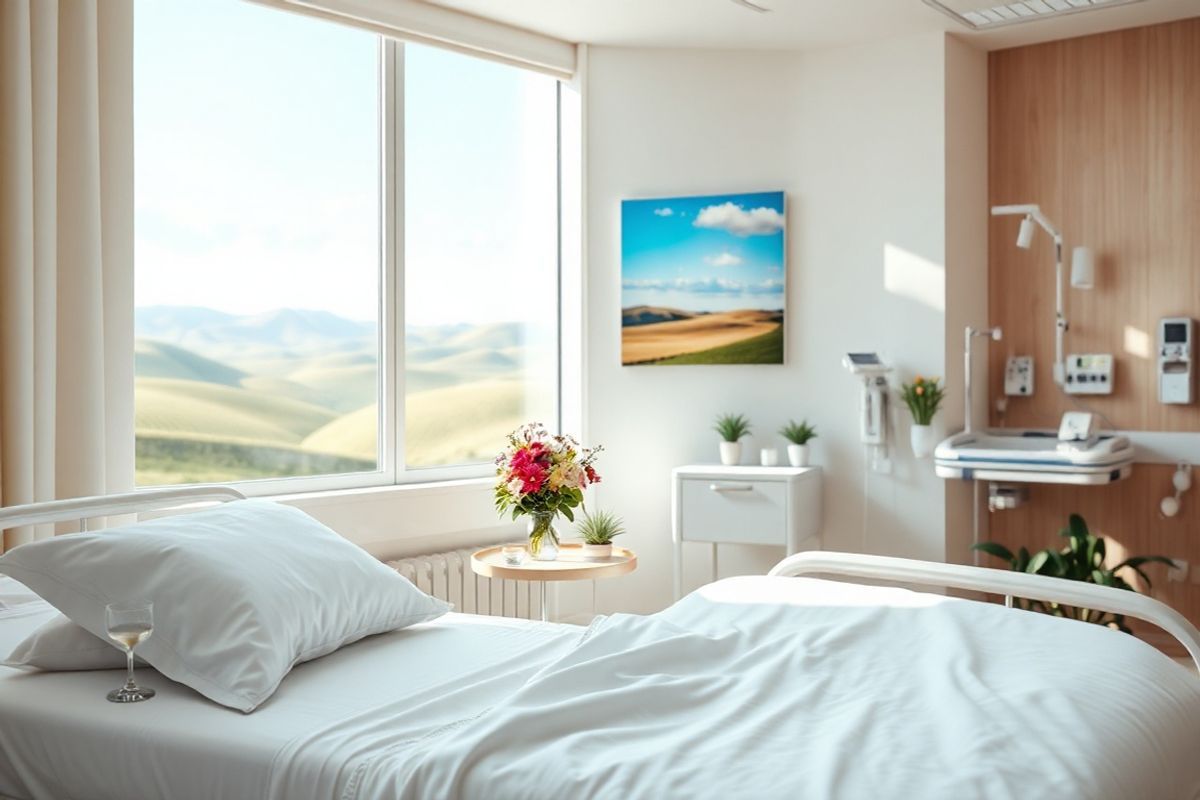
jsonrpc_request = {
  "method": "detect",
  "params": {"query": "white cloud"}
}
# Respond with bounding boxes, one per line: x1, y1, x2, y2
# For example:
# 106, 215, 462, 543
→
693, 202, 784, 237
705, 251, 744, 267
622, 278, 783, 296
653, 207, 674, 217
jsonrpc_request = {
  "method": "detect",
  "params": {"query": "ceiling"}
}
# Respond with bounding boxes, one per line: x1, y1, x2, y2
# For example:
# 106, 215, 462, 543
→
421, 0, 1200, 51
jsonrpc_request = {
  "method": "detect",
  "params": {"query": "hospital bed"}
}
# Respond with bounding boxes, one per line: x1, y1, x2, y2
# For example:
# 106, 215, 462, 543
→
0, 488, 1197, 800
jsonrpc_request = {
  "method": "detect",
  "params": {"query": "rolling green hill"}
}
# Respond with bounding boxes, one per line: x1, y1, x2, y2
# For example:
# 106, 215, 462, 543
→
135, 339, 245, 386
136, 377, 336, 446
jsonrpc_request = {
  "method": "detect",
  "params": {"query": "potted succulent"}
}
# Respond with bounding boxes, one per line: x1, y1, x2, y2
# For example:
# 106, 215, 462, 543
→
900, 376, 945, 458
973, 513, 1174, 632
713, 413, 751, 466
779, 420, 817, 467
577, 509, 625, 559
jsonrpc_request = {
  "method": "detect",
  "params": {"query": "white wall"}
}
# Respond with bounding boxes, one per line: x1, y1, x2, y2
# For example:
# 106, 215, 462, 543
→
942, 35, 990, 564
583, 33, 986, 615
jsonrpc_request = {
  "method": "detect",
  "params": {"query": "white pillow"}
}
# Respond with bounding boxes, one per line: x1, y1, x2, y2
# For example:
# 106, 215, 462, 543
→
0, 500, 449, 711
4, 614, 135, 671
0, 575, 39, 609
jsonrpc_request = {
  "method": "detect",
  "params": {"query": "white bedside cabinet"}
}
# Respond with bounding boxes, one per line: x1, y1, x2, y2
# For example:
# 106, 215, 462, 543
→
671, 465, 822, 599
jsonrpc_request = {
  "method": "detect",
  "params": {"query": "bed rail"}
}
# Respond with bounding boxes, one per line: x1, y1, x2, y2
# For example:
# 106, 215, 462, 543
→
770, 550, 1200, 671
0, 486, 247, 532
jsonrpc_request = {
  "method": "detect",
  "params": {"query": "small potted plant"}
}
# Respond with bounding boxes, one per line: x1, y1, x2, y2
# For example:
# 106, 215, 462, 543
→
779, 420, 817, 467
713, 413, 751, 465
577, 509, 625, 559
900, 376, 945, 458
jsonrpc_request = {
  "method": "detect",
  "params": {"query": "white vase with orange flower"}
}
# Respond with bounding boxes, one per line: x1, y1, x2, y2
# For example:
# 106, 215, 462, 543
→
900, 376, 945, 459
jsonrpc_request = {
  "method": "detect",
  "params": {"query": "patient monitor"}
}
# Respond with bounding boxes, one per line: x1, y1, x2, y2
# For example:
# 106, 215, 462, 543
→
842, 353, 892, 445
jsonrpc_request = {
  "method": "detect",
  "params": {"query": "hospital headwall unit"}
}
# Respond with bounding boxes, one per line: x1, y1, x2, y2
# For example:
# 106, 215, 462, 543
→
975, 17, 1200, 634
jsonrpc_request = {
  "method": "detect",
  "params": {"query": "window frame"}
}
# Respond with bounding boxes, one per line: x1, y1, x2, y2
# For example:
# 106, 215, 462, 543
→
135, 34, 565, 497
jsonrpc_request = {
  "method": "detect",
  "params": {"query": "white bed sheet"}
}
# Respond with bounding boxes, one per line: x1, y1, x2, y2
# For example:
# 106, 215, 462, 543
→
0, 594, 581, 800
276, 576, 1200, 800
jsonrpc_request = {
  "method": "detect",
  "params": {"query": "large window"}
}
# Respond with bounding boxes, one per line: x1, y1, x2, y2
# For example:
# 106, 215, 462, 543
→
133, 0, 561, 490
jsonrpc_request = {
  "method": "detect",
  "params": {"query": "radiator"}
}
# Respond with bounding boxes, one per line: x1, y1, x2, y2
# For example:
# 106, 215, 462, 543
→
387, 548, 543, 621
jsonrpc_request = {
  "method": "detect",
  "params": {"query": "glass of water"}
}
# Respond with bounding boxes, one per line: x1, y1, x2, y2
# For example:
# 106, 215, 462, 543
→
105, 601, 156, 703
501, 543, 528, 566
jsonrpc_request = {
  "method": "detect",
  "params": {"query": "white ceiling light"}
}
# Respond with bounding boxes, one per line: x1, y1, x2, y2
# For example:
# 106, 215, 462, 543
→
923, 0, 1147, 29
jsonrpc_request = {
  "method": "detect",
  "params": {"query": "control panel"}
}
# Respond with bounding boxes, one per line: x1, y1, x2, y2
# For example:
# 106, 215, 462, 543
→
1159, 317, 1194, 404
1064, 353, 1113, 395
1004, 356, 1034, 396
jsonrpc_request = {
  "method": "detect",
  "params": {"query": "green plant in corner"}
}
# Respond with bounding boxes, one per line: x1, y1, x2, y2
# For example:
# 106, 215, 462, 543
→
779, 419, 817, 445
973, 513, 1174, 633
899, 376, 945, 425
714, 413, 752, 443
577, 509, 626, 545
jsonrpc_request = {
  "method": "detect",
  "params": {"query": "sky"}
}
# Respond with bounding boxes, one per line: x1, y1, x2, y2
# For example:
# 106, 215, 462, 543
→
621, 191, 786, 314
133, 0, 558, 326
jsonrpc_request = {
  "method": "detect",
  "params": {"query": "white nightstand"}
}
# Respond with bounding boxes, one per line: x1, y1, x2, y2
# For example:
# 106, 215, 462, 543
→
671, 465, 822, 599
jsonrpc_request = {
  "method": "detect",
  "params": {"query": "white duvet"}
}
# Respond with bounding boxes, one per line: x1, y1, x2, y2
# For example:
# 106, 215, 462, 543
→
276, 577, 1200, 800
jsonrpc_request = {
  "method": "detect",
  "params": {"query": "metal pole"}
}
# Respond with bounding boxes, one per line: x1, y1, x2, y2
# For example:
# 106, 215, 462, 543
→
540, 582, 548, 623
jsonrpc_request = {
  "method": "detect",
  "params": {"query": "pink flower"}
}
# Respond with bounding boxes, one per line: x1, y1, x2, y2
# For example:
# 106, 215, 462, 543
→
510, 446, 549, 494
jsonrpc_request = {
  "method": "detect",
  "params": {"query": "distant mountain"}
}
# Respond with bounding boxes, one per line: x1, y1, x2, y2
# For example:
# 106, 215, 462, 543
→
621, 306, 701, 327
135, 306, 375, 353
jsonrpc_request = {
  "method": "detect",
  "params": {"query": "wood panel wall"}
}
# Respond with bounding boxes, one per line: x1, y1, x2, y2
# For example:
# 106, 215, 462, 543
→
987, 18, 1200, 635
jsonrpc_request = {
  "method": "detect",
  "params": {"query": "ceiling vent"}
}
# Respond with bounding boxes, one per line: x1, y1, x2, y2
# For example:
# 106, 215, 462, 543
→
922, 0, 1147, 30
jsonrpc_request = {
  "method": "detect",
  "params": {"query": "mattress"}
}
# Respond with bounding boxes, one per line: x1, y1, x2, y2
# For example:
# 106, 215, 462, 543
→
3, 576, 1200, 799
0, 578, 581, 800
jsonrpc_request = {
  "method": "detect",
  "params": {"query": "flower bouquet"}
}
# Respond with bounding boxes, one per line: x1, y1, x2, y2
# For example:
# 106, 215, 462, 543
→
494, 423, 602, 561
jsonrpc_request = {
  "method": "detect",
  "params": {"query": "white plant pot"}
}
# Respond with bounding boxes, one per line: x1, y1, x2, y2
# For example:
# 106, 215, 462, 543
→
582, 543, 612, 560
910, 424, 936, 459
787, 444, 810, 467
719, 441, 742, 466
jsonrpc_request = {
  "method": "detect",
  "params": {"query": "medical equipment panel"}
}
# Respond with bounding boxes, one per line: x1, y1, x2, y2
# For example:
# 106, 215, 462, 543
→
1063, 353, 1113, 395
1159, 317, 1194, 404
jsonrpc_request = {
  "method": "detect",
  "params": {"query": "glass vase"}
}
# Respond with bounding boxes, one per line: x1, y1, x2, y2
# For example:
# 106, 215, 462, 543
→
527, 512, 560, 562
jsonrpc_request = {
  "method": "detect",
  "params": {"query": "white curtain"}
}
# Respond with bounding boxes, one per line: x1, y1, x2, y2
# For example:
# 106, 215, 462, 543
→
0, 0, 134, 552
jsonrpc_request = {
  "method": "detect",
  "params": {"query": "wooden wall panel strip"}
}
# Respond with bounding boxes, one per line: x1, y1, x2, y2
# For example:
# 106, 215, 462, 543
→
987, 18, 1200, 630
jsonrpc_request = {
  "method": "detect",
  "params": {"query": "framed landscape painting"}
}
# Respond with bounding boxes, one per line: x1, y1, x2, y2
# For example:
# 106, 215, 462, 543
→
621, 190, 785, 365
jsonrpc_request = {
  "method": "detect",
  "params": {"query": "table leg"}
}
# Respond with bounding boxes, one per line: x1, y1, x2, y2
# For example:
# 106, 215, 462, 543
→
712, 543, 718, 585
540, 582, 548, 623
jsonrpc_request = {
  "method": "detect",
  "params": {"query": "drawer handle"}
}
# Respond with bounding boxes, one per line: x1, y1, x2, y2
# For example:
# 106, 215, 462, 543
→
709, 483, 754, 493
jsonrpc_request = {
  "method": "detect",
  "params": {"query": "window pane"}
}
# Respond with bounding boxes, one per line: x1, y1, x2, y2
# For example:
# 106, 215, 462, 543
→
134, 0, 381, 486
404, 45, 559, 468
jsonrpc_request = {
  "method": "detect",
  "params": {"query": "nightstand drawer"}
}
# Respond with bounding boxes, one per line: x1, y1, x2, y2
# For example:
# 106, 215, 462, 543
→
679, 478, 787, 546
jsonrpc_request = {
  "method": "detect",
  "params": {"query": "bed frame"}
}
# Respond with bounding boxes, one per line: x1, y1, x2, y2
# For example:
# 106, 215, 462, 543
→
0, 486, 246, 532
2, 488, 1197, 670
771, 551, 1200, 671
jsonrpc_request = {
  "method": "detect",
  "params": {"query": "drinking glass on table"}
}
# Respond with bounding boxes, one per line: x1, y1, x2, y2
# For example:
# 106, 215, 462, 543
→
105, 601, 156, 703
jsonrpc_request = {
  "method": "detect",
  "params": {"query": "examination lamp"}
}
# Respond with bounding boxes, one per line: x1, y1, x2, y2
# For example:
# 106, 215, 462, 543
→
991, 204, 1093, 386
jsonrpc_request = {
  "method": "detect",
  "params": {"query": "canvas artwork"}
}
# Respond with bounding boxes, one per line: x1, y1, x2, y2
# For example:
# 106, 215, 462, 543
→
621, 191, 785, 365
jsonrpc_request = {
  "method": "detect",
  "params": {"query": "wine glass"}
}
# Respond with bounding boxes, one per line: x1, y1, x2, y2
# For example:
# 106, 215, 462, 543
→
105, 601, 156, 703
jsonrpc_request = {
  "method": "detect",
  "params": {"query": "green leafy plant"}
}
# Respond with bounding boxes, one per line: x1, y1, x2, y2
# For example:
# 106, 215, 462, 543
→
779, 419, 817, 445
900, 376, 945, 425
973, 513, 1174, 633
577, 509, 626, 545
713, 413, 752, 443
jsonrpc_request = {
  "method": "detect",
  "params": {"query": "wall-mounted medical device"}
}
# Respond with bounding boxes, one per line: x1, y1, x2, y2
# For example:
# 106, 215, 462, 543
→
1063, 353, 1114, 395
1004, 356, 1034, 396
842, 353, 892, 445
991, 204, 1095, 389
1158, 317, 1194, 405
1057, 411, 1098, 448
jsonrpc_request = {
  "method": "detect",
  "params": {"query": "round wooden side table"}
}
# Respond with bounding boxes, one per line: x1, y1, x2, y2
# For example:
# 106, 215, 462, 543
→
470, 542, 637, 622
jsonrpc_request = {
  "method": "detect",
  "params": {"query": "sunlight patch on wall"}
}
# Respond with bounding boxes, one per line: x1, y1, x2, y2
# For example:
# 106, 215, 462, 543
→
1124, 325, 1151, 360
883, 243, 945, 313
